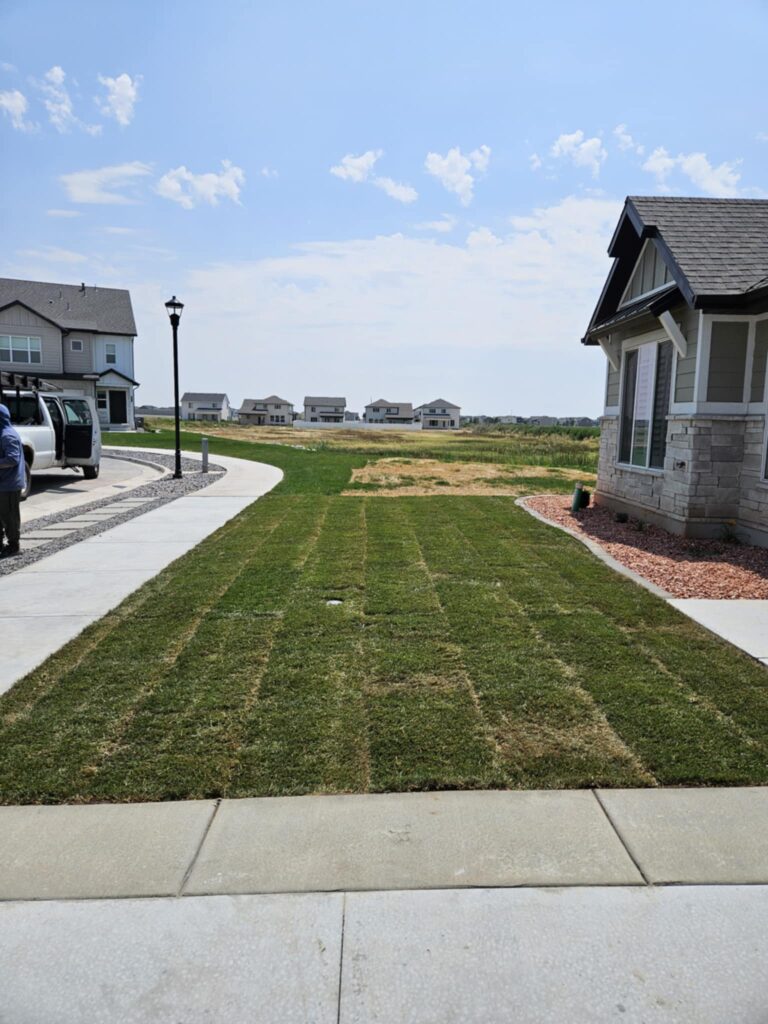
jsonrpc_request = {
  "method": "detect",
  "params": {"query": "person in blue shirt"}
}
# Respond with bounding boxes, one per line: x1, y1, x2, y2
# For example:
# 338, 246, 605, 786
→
0, 403, 25, 557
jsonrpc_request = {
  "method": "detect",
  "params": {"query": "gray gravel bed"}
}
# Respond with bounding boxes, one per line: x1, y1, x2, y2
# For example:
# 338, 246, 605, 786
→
1, 449, 226, 577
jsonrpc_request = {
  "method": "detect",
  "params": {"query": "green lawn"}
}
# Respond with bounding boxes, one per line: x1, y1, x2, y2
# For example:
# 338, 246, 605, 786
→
0, 429, 766, 803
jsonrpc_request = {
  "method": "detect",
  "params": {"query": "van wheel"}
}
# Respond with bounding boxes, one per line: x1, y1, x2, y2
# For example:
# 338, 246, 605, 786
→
20, 460, 31, 501
82, 464, 100, 480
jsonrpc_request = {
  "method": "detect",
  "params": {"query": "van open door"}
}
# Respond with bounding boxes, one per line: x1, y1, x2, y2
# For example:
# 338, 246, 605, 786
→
61, 397, 95, 460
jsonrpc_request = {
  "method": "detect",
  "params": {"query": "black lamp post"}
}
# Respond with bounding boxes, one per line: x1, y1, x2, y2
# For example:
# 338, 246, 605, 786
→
164, 295, 184, 479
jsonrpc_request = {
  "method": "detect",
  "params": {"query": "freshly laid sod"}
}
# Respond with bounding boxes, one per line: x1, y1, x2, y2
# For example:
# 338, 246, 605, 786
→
0, 429, 766, 802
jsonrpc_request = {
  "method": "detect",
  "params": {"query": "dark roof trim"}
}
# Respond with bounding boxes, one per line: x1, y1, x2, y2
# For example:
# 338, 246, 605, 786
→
98, 369, 139, 386
583, 285, 681, 344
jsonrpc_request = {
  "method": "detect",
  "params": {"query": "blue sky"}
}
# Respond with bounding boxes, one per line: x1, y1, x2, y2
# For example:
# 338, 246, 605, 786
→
2, 0, 767, 414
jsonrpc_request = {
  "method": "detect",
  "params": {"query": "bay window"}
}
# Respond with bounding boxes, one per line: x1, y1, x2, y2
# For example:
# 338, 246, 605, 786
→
619, 339, 673, 469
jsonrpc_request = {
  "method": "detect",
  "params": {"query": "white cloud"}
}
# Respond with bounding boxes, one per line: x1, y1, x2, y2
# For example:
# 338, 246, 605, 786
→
529, 153, 542, 171
0, 88, 35, 131
642, 146, 742, 196
60, 161, 152, 204
104, 226, 138, 235
613, 123, 644, 155
372, 176, 418, 204
19, 246, 88, 264
261, 166, 278, 178
424, 145, 491, 205
757, 132, 768, 143
414, 214, 457, 233
330, 149, 382, 182
156, 160, 245, 208
97, 72, 140, 126
1, 62, 17, 73
177, 195, 618, 375
46, 208, 81, 217
551, 130, 607, 178
39, 65, 101, 135
330, 150, 417, 203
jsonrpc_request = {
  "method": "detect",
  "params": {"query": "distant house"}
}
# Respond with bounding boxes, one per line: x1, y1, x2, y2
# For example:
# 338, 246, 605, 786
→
239, 395, 294, 425
364, 399, 415, 424
527, 415, 558, 427
344, 410, 360, 422
414, 399, 461, 429
181, 393, 231, 422
583, 195, 768, 545
303, 396, 346, 422
0, 276, 138, 429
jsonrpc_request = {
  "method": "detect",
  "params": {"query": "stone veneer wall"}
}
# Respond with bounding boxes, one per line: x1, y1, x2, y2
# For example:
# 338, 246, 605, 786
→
596, 414, 768, 545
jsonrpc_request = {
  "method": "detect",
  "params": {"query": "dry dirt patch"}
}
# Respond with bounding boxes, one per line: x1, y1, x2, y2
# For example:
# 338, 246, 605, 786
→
343, 458, 592, 496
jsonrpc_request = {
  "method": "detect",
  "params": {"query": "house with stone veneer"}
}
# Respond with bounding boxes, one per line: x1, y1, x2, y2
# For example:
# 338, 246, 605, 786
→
583, 196, 768, 545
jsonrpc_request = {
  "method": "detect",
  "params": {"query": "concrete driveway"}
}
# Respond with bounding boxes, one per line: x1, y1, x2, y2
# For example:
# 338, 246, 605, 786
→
22, 455, 165, 524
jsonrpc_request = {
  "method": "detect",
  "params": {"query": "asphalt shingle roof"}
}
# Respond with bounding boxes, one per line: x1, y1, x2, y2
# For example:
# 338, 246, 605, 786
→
240, 396, 293, 411
0, 277, 136, 335
182, 392, 228, 402
628, 197, 768, 296
304, 396, 346, 405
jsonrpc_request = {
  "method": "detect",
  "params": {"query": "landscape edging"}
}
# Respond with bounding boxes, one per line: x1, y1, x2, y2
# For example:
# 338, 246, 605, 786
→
515, 495, 673, 599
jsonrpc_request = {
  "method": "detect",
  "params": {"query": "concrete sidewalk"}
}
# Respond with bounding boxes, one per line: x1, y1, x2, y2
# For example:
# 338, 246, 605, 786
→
1, 788, 767, 1023
2, 886, 767, 1023
0, 448, 282, 695
1, 788, 767, 901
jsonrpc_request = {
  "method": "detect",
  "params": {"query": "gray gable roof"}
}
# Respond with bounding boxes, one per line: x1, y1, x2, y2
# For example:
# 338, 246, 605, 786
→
240, 396, 293, 411
304, 396, 346, 405
182, 392, 228, 402
584, 196, 768, 343
417, 398, 460, 409
626, 197, 768, 297
0, 277, 136, 335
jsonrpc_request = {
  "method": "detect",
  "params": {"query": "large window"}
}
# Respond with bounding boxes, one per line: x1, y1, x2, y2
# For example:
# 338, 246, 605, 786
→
619, 340, 673, 469
0, 335, 42, 364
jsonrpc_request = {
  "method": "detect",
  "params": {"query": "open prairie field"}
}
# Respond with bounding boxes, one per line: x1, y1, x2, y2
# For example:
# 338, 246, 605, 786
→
1, 425, 766, 804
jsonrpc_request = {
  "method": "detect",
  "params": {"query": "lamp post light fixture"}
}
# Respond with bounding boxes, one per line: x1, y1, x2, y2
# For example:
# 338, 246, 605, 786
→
164, 295, 184, 479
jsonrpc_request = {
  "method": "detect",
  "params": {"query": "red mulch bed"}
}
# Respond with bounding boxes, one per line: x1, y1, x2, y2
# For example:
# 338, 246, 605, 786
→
524, 495, 768, 600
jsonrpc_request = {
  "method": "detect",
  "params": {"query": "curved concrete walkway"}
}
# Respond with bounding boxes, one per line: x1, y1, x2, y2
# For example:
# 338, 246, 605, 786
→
0, 448, 282, 695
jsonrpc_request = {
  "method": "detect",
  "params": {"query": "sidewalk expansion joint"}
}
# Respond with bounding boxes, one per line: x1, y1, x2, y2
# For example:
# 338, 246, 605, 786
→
592, 789, 651, 886
336, 893, 347, 1024
178, 799, 221, 897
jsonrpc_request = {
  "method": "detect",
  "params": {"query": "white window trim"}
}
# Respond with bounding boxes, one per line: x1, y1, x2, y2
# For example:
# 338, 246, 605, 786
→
0, 334, 43, 365
617, 239, 673, 309
615, 332, 666, 471
70, 338, 84, 352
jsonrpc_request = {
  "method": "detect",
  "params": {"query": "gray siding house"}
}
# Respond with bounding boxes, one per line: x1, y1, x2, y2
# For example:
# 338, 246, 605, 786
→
239, 396, 294, 425
181, 393, 231, 421
584, 196, 768, 545
0, 277, 138, 428
303, 396, 346, 422
414, 400, 461, 429
364, 399, 415, 424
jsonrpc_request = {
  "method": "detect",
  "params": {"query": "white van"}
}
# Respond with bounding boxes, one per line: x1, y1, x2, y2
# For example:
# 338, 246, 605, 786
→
4, 390, 102, 500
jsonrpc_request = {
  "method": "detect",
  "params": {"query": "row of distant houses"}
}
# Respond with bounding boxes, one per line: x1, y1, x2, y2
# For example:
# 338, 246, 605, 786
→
461, 415, 599, 427
180, 394, 462, 429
